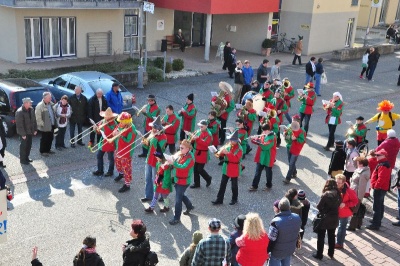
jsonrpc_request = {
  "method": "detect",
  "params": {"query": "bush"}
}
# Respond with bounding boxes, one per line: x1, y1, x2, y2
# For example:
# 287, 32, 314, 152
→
172, 59, 184, 71
165, 62, 172, 73
147, 66, 164, 82
262, 38, 275, 48
153, 57, 164, 69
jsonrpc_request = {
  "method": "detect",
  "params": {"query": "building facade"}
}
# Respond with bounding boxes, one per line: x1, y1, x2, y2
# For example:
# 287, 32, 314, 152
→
358, 0, 400, 28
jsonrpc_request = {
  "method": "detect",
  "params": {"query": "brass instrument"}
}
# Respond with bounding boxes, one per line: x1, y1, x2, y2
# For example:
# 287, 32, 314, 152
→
214, 143, 232, 158
323, 99, 334, 111
284, 127, 293, 141
283, 78, 291, 89
160, 114, 168, 126
238, 106, 248, 120
345, 126, 355, 138
107, 127, 131, 143
244, 133, 267, 141
136, 104, 147, 117
211, 90, 228, 117
142, 131, 156, 146
187, 129, 200, 142
70, 119, 111, 144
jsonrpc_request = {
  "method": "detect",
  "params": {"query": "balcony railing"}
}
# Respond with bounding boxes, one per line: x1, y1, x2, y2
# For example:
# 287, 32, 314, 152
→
0, 0, 141, 8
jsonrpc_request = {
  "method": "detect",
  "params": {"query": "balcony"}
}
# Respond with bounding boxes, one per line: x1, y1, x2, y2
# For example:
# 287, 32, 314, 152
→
0, 0, 141, 9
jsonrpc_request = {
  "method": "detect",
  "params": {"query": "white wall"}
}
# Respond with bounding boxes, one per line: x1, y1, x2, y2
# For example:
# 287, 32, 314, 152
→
212, 13, 272, 54
0, 7, 18, 63
146, 8, 174, 52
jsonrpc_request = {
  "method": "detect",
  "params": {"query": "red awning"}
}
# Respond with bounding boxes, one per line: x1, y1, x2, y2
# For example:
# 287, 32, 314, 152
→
151, 0, 279, 14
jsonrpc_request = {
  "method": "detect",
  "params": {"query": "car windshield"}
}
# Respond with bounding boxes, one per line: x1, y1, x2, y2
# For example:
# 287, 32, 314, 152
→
87, 79, 127, 93
15, 90, 48, 107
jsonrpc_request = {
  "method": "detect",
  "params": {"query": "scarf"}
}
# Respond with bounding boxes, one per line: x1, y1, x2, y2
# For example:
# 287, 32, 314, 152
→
59, 102, 68, 125
85, 247, 97, 254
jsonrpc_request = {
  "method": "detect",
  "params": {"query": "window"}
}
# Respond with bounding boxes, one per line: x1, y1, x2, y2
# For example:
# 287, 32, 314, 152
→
351, 0, 358, 6
61, 17, 76, 56
379, 0, 389, 23
53, 76, 69, 87
124, 15, 138, 37
67, 77, 83, 91
396, 0, 400, 21
0, 89, 9, 112
25, 18, 41, 59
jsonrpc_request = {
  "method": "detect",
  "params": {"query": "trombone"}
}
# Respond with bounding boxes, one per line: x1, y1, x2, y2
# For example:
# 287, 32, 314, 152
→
135, 104, 147, 117
70, 119, 110, 145
89, 130, 115, 153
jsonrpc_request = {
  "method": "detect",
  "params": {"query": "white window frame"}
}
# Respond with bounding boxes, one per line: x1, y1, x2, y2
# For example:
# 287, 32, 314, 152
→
25, 18, 41, 59
42, 17, 60, 58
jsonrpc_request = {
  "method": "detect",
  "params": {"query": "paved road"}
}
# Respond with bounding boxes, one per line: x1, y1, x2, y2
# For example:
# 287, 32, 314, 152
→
1, 53, 400, 265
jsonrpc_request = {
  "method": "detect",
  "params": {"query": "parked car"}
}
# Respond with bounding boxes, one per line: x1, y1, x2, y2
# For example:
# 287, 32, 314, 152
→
0, 78, 55, 137
41, 71, 136, 114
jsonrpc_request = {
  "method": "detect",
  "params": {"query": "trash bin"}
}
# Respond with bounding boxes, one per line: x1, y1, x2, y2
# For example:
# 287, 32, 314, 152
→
161, 40, 167, 52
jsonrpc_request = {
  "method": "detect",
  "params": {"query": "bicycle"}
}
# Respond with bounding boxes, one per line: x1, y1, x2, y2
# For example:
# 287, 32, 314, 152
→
275, 33, 297, 53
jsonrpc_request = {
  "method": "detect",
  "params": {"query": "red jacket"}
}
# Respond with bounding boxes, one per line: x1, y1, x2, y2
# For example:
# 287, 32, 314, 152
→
289, 128, 306, 156
284, 86, 294, 108
221, 143, 243, 178
100, 120, 116, 152
338, 183, 359, 218
236, 233, 269, 266
371, 159, 392, 191
181, 103, 196, 131
208, 119, 220, 147
172, 152, 195, 185
163, 113, 180, 144
144, 104, 160, 132
376, 137, 400, 169
146, 134, 167, 167
116, 125, 136, 159
193, 130, 212, 164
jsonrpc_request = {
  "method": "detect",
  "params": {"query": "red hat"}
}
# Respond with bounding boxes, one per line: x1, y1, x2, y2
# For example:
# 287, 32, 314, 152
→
305, 82, 314, 89
292, 114, 301, 122
117, 112, 132, 123
375, 149, 388, 157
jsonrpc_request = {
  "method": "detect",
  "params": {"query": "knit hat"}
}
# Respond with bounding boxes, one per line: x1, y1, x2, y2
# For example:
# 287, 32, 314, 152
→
208, 218, 221, 230
297, 190, 306, 200
234, 214, 246, 231
147, 94, 156, 100
292, 114, 301, 122
192, 230, 203, 245
335, 140, 344, 146
387, 129, 396, 138
187, 93, 194, 102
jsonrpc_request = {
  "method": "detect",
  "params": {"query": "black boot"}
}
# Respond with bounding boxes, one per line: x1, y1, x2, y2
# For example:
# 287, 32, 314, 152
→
114, 173, 123, 182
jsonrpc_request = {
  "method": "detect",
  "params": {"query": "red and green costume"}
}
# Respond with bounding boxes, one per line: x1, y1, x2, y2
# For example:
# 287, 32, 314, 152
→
207, 118, 220, 147
284, 85, 295, 109
163, 113, 180, 145
172, 152, 195, 185
221, 143, 243, 178
237, 128, 248, 155
268, 97, 288, 125
350, 123, 367, 144
115, 124, 137, 185
252, 132, 276, 167
98, 120, 116, 152
211, 94, 235, 120
143, 104, 161, 132
193, 129, 213, 164
260, 112, 280, 136
180, 103, 197, 132
154, 162, 173, 194
259, 87, 273, 102
298, 90, 316, 115
324, 99, 343, 125
237, 108, 257, 135
144, 134, 168, 167
286, 127, 306, 156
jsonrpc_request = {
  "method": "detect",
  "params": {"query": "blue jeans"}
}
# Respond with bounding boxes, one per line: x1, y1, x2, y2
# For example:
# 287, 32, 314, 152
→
314, 73, 321, 95
69, 122, 83, 144
299, 112, 311, 133
305, 74, 313, 85
372, 189, 386, 227
284, 112, 292, 124
145, 164, 156, 199
174, 184, 192, 221
268, 255, 291, 266
285, 149, 298, 181
251, 163, 273, 188
336, 217, 349, 245
97, 150, 114, 173
367, 63, 377, 81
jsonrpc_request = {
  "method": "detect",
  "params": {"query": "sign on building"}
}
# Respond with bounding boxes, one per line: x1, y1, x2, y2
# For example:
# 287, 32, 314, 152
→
371, 0, 382, 8
143, 2, 155, 14
0, 189, 7, 243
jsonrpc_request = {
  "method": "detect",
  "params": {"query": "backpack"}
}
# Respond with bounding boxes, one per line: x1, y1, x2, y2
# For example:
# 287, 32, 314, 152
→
377, 112, 395, 127
145, 251, 158, 266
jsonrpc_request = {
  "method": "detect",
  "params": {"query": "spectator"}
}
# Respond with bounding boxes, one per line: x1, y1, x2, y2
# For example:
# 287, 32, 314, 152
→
348, 156, 370, 231
233, 60, 244, 104
241, 60, 254, 99
228, 48, 237, 78
270, 59, 281, 81
328, 140, 346, 178
179, 231, 203, 266
192, 218, 231, 266
105, 83, 123, 114
297, 190, 310, 239
375, 129, 400, 170
236, 212, 269, 266
229, 214, 246, 266
73, 236, 105, 265
334, 174, 358, 249
367, 47, 380, 82
223, 41, 231, 71
285, 188, 303, 219
313, 179, 342, 260
360, 49, 370, 79
69, 86, 88, 148
35, 92, 56, 156
53, 95, 71, 151
257, 59, 270, 84
88, 89, 108, 148
123, 219, 150, 265
31, 246, 43, 266
305, 57, 316, 85
391, 170, 400, 226
292, 36, 303, 65
0, 117, 6, 168
15, 97, 37, 165
250, 80, 260, 93
314, 58, 324, 96
386, 25, 396, 43
366, 149, 391, 231
268, 197, 301, 266
343, 138, 359, 183
175, 29, 186, 52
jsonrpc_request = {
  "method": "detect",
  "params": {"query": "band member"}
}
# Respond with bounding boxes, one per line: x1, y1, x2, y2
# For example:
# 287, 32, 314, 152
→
283, 78, 295, 123
323, 92, 344, 151
138, 94, 161, 158
212, 82, 235, 145
298, 82, 316, 134
365, 100, 400, 145
162, 105, 180, 154
347, 116, 367, 146
237, 98, 257, 140
235, 119, 248, 166
207, 111, 220, 148
283, 115, 306, 184
190, 120, 213, 188
145, 145, 172, 213
249, 123, 277, 191
167, 139, 195, 225
92, 107, 117, 177
113, 112, 137, 193
268, 89, 287, 147
179, 93, 197, 142
258, 106, 280, 140
259, 81, 274, 102
141, 116, 167, 202
212, 130, 243, 206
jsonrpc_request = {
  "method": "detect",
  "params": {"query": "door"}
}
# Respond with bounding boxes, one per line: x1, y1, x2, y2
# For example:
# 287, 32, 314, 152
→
25, 18, 41, 59
192, 13, 205, 46
345, 18, 355, 47
174, 11, 192, 46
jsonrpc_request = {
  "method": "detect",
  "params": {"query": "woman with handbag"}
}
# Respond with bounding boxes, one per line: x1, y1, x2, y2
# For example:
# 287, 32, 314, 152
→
312, 179, 342, 260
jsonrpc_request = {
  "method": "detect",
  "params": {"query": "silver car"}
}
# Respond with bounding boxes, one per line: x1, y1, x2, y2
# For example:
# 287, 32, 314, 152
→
41, 71, 136, 114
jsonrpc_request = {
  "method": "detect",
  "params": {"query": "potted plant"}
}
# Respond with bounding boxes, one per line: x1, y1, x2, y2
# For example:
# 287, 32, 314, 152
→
261, 38, 274, 56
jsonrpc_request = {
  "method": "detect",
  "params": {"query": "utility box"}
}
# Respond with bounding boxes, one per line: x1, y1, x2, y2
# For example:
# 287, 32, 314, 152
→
161, 39, 167, 52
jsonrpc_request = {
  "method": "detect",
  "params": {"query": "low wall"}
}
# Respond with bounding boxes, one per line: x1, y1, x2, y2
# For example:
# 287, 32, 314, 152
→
332, 44, 395, 61
108, 71, 148, 87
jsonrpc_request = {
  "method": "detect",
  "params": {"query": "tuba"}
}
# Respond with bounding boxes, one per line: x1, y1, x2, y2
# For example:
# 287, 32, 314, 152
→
283, 78, 291, 89
211, 90, 228, 117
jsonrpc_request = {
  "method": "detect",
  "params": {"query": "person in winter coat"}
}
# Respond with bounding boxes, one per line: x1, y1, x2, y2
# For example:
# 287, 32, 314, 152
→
328, 140, 346, 178
123, 220, 151, 266
228, 48, 237, 78
297, 190, 310, 239
304, 57, 316, 85
360, 49, 370, 79
223, 41, 232, 71
285, 188, 303, 220
366, 47, 380, 81
348, 156, 370, 231
88, 89, 108, 147
366, 149, 392, 230
105, 83, 123, 114
233, 61, 244, 104
53, 95, 72, 150
73, 236, 105, 266
236, 212, 269, 266
343, 138, 359, 183
313, 179, 342, 260
375, 129, 400, 170
292, 36, 303, 65
0, 116, 6, 168
35, 92, 57, 155
229, 214, 246, 266
68, 86, 88, 147
334, 174, 358, 249
314, 58, 324, 96
179, 231, 203, 266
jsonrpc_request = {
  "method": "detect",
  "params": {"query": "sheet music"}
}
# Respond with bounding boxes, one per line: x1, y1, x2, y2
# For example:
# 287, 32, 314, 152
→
208, 145, 218, 153
211, 91, 218, 97
297, 89, 304, 95
164, 153, 173, 162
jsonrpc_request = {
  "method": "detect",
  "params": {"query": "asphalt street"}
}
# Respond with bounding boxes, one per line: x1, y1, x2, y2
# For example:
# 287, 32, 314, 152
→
1, 52, 400, 265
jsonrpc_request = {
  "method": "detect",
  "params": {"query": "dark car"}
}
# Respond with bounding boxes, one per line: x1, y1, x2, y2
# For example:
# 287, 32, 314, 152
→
0, 78, 55, 137
41, 71, 136, 114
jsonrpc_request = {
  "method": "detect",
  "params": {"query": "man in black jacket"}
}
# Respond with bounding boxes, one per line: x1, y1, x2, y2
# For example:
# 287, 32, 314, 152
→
305, 57, 316, 85
69, 86, 88, 147
223, 41, 231, 70
15, 98, 37, 164
0, 117, 6, 167
367, 47, 380, 82
88, 89, 108, 147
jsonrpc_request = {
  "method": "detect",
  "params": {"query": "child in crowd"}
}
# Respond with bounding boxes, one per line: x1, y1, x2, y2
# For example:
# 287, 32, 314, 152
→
229, 214, 246, 266
297, 190, 310, 239
179, 231, 203, 266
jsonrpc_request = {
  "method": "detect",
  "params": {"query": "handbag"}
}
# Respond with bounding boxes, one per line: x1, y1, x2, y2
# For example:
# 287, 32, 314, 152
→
321, 73, 327, 84
312, 213, 326, 233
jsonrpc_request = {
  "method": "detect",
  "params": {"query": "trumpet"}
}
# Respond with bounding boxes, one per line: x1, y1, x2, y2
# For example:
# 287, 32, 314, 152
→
70, 119, 111, 144
167, 151, 182, 163
323, 99, 334, 110
136, 104, 147, 117
238, 106, 248, 120
214, 143, 232, 158
186, 129, 200, 142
